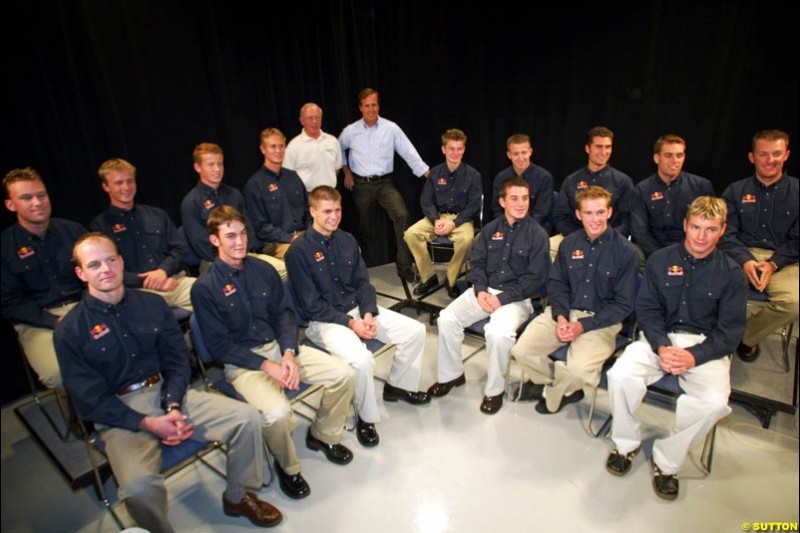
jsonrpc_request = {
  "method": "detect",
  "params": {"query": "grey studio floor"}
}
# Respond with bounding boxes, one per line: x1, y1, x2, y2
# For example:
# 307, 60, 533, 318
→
2, 264, 799, 533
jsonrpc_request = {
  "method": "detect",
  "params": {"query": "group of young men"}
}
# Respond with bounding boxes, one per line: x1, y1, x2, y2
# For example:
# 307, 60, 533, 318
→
1, 82, 797, 528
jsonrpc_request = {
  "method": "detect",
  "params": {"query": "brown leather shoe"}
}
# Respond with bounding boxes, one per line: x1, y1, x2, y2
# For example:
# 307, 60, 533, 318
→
427, 374, 466, 397
223, 492, 283, 527
480, 393, 503, 414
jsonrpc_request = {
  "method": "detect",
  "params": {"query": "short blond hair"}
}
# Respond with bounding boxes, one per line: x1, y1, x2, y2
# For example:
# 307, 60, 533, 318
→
441, 128, 467, 146
259, 128, 286, 146
575, 185, 612, 209
686, 196, 727, 224
98, 158, 136, 184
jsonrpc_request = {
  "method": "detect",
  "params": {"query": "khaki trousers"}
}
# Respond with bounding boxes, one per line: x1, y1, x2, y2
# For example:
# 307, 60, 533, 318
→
140, 273, 195, 312
744, 248, 799, 346
101, 383, 263, 533
404, 214, 475, 286
224, 341, 354, 474
511, 308, 621, 412
14, 302, 78, 389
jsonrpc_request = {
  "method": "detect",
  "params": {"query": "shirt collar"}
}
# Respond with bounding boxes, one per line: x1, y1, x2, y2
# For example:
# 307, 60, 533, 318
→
300, 129, 327, 141
212, 256, 246, 278
13, 222, 50, 242
307, 226, 336, 244
583, 226, 613, 244
197, 181, 220, 194
84, 290, 128, 314
752, 174, 785, 190
262, 166, 281, 180
678, 244, 715, 265
108, 204, 135, 217
359, 117, 382, 130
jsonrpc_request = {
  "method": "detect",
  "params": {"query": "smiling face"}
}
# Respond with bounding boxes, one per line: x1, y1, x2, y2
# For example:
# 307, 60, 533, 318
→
359, 93, 380, 126
499, 185, 530, 222
4, 179, 51, 231
585, 136, 613, 171
74, 236, 125, 299
654, 142, 686, 182
300, 105, 323, 138
194, 152, 224, 189
102, 170, 137, 210
576, 197, 612, 240
210, 219, 248, 267
260, 134, 286, 169
507, 142, 533, 175
442, 140, 466, 168
310, 198, 342, 236
749, 138, 790, 185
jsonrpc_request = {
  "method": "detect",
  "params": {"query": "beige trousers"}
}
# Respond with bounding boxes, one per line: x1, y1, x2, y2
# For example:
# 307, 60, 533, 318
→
404, 214, 474, 286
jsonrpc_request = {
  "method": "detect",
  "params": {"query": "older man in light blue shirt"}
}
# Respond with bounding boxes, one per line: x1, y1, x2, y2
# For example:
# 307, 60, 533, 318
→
339, 88, 429, 282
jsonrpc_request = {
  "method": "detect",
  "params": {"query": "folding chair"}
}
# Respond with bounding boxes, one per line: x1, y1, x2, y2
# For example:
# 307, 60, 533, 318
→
73, 394, 226, 530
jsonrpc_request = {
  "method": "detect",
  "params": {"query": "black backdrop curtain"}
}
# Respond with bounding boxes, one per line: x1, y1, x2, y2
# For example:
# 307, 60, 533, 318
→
2, 0, 797, 404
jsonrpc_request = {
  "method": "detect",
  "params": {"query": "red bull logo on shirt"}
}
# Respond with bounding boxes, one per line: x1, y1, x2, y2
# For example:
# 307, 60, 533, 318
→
314, 251, 325, 262
112, 223, 127, 233
203, 199, 215, 210
742, 194, 757, 204
577, 181, 588, 190
223, 283, 237, 297
667, 265, 684, 276
651, 191, 664, 201
491, 232, 504, 241
268, 183, 279, 192
16, 246, 35, 259
90, 323, 110, 340
572, 249, 585, 259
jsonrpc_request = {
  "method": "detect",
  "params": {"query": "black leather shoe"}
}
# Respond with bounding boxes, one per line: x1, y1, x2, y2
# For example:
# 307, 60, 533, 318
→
356, 418, 380, 447
275, 462, 310, 500
383, 382, 431, 404
512, 381, 545, 402
651, 457, 679, 500
606, 446, 641, 476
223, 492, 283, 527
479, 394, 503, 414
427, 374, 466, 397
446, 283, 461, 299
413, 274, 439, 295
736, 341, 760, 362
306, 428, 353, 465
535, 389, 585, 414
397, 266, 420, 284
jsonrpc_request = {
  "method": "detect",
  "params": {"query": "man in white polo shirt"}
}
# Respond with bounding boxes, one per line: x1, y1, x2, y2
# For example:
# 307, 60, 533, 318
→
284, 103, 342, 192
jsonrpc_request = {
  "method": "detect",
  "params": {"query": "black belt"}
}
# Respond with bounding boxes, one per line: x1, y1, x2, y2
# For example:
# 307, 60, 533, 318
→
118, 374, 161, 396
354, 173, 390, 182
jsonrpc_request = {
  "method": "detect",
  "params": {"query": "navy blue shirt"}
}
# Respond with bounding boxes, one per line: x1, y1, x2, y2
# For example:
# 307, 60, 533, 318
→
54, 290, 190, 431
631, 172, 715, 257
244, 166, 309, 248
491, 164, 554, 225
469, 215, 550, 306
180, 182, 250, 261
553, 166, 634, 236
550, 227, 638, 332
91, 204, 187, 287
421, 162, 482, 227
191, 257, 298, 371
719, 175, 799, 269
285, 227, 378, 326
637, 244, 747, 366
1, 218, 86, 328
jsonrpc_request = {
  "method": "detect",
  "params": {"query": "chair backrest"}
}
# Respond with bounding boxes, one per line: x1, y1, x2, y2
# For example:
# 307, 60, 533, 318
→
189, 314, 214, 365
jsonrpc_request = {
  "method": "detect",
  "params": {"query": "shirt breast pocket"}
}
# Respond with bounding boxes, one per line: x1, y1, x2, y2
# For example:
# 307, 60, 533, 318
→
84, 336, 120, 368
130, 323, 160, 355
690, 286, 719, 322
7, 258, 48, 291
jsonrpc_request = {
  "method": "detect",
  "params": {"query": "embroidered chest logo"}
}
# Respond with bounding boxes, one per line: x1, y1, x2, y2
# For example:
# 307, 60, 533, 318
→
203, 199, 215, 210
16, 246, 34, 259
222, 283, 237, 297
112, 223, 127, 233
268, 183, 279, 192
90, 323, 110, 340
742, 194, 757, 204
314, 251, 325, 262
577, 181, 588, 190
572, 249, 585, 260
667, 265, 684, 276
651, 191, 664, 201
491, 232, 504, 241
437, 178, 448, 185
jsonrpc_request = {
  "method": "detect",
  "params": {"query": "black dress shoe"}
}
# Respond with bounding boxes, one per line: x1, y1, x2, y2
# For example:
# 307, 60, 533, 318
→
736, 341, 760, 362
274, 462, 310, 500
223, 492, 283, 527
383, 382, 431, 404
535, 389, 585, 414
413, 274, 439, 295
306, 428, 353, 465
512, 381, 545, 402
446, 283, 461, 299
397, 266, 420, 284
427, 374, 466, 397
480, 394, 503, 414
356, 418, 380, 447
651, 457, 679, 500
606, 446, 641, 476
